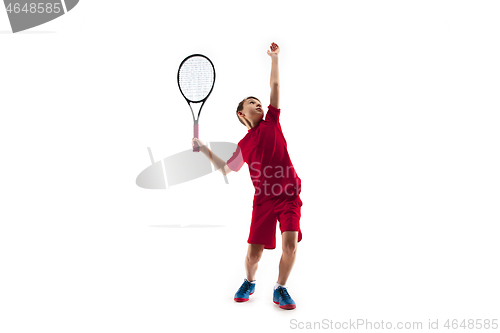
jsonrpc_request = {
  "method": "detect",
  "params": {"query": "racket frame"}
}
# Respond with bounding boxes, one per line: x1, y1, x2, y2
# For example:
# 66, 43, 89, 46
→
177, 54, 216, 152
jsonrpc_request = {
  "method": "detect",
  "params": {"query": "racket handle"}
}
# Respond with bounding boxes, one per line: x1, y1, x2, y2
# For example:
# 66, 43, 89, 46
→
193, 124, 199, 152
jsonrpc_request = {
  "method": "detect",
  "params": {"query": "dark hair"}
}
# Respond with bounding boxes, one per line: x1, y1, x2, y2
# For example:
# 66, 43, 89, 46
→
236, 96, 261, 126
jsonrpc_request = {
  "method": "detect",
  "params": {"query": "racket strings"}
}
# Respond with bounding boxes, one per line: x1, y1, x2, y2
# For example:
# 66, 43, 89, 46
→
178, 57, 215, 102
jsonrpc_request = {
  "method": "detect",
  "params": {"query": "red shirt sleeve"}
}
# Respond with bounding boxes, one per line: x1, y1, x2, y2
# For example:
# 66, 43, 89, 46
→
265, 104, 280, 124
226, 144, 244, 172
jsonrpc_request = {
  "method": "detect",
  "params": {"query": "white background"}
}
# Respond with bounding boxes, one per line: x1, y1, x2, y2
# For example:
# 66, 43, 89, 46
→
1, 0, 499, 332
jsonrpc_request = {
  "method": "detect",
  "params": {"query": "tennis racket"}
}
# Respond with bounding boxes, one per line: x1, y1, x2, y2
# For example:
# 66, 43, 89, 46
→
177, 54, 216, 152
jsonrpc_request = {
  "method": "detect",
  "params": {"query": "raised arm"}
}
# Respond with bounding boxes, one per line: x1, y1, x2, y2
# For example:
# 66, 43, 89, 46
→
267, 42, 280, 109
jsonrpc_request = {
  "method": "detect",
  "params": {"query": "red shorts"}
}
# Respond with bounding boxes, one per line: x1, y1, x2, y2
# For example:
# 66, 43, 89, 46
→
248, 193, 303, 250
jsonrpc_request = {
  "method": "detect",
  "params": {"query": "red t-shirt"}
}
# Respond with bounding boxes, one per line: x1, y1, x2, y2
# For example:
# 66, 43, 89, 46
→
227, 104, 301, 206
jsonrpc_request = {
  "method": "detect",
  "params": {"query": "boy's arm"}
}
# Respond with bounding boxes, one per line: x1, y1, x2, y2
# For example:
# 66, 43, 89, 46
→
267, 42, 280, 109
192, 138, 232, 175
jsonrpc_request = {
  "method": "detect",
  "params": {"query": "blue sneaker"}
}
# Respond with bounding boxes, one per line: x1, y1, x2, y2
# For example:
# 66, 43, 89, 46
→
273, 286, 296, 309
234, 279, 256, 302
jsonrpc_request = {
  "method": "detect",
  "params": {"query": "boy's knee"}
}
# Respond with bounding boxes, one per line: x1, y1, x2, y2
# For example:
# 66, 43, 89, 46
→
246, 245, 264, 264
282, 242, 297, 255
247, 251, 262, 264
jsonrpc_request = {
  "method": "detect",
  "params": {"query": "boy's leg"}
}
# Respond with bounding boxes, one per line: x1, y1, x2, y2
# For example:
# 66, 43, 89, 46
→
245, 243, 265, 281
277, 231, 298, 285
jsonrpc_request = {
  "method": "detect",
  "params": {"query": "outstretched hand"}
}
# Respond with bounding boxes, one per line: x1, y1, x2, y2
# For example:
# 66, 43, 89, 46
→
267, 42, 280, 57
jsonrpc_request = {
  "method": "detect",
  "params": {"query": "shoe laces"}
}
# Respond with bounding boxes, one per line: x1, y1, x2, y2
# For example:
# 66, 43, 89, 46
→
238, 280, 252, 294
278, 287, 292, 300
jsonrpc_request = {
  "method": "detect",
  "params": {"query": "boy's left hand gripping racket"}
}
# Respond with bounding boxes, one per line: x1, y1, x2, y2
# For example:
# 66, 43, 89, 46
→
177, 54, 216, 152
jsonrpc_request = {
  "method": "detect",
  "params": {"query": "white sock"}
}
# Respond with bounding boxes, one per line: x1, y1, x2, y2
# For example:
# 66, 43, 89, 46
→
245, 278, 256, 284
274, 283, 285, 290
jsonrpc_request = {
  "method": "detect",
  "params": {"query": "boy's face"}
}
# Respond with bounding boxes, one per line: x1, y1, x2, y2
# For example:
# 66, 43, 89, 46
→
238, 98, 264, 123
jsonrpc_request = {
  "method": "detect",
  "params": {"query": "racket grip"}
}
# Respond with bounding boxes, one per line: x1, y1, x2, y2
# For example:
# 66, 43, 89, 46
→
193, 124, 199, 152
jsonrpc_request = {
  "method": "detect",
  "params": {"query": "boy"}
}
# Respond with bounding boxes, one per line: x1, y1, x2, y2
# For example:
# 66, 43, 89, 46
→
192, 42, 302, 310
